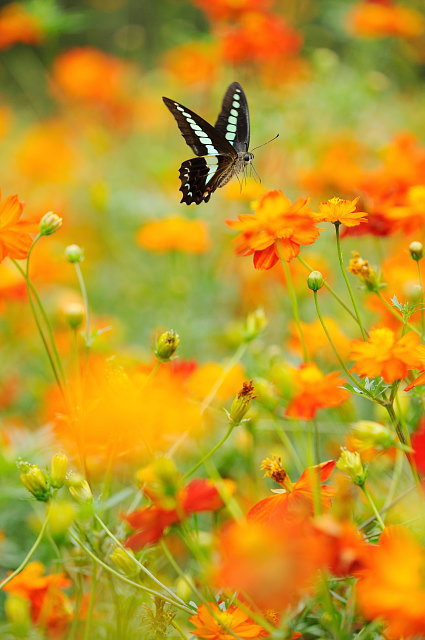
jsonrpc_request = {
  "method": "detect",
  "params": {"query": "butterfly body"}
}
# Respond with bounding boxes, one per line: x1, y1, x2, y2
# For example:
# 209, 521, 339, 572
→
163, 82, 253, 205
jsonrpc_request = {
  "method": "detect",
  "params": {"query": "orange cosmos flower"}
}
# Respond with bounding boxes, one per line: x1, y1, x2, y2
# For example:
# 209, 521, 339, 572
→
0, 190, 37, 262
356, 526, 425, 638
162, 41, 218, 86
350, 327, 425, 383
189, 602, 267, 640
212, 518, 325, 611
136, 216, 210, 254
3, 561, 72, 635
0, 3, 43, 49
314, 515, 369, 577
385, 185, 425, 235
192, 0, 272, 22
247, 458, 335, 524
285, 363, 349, 420
348, 0, 425, 39
227, 190, 320, 270
316, 196, 368, 227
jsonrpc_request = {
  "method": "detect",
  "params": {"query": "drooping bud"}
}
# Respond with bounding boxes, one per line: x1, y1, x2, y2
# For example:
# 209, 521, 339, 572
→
154, 330, 180, 362
336, 448, 367, 487
65, 244, 84, 263
39, 211, 62, 236
227, 380, 256, 425
63, 302, 85, 329
307, 270, 324, 291
348, 251, 380, 292
66, 473, 92, 503
409, 241, 423, 262
244, 308, 267, 342
19, 464, 50, 502
351, 420, 395, 450
50, 453, 69, 489
109, 547, 139, 578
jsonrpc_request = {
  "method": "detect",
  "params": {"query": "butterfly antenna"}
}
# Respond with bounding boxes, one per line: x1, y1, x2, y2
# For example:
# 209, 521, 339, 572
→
251, 133, 279, 152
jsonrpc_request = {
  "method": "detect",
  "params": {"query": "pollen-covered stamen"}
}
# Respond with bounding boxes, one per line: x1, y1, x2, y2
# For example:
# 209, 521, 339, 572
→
261, 455, 294, 490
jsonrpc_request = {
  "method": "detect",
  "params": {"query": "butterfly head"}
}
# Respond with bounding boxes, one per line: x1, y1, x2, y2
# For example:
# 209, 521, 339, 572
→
242, 152, 254, 163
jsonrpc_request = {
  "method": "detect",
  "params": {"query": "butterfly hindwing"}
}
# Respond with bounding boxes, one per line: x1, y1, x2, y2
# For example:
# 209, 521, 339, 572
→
214, 81, 250, 153
162, 97, 236, 158
179, 156, 235, 205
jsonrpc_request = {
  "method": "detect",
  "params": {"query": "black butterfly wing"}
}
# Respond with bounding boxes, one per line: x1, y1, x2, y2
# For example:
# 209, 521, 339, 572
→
214, 82, 250, 153
179, 155, 236, 205
162, 96, 236, 158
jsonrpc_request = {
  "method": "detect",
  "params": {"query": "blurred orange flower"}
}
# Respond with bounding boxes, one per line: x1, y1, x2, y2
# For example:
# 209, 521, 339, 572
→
189, 602, 267, 640
247, 458, 335, 524
192, 0, 272, 22
288, 317, 351, 361
385, 185, 425, 234
137, 216, 210, 254
316, 196, 368, 227
285, 363, 348, 419
348, 0, 425, 39
350, 327, 425, 383
219, 11, 302, 65
227, 190, 320, 269
356, 526, 425, 638
0, 3, 43, 49
162, 41, 218, 86
212, 518, 325, 611
314, 515, 368, 577
0, 191, 37, 262
0, 258, 26, 305
3, 561, 72, 635
187, 362, 245, 402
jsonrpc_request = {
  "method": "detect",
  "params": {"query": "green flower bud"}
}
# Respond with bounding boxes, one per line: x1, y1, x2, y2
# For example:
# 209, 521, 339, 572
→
4, 595, 30, 633
20, 465, 50, 502
336, 448, 367, 487
50, 453, 69, 489
64, 302, 85, 329
109, 547, 139, 578
351, 420, 395, 450
244, 308, 267, 342
307, 270, 324, 291
39, 212, 62, 236
66, 473, 92, 503
154, 330, 180, 362
65, 244, 84, 263
409, 241, 423, 262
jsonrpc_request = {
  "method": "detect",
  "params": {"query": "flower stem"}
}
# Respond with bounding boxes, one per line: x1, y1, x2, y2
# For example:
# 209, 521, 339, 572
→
183, 424, 235, 480
0, 513, 49, 590
280, 257, 309, 361
334, 223, 367, 340
74, 262, 92, 349
360, 485, 385, 530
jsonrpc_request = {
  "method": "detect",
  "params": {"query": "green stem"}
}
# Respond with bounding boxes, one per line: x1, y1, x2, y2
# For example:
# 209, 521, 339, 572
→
375, 290, 420, 336
361, 485, 385, 530
83, 563, 97, 640
297, 255, 360, 326
200, 343, 247, 413
184, 424, 234, 480
172, 620, 188, 639
385, 404, 419, 485
334, 223, 367, 340
74, 262, 92, 348
69, 531, 194, 614
280, 257, 309, 361
0, 513, 49, 589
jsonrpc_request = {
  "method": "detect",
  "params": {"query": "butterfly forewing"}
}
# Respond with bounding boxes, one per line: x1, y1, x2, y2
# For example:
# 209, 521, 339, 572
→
214, 82, 250, 153
162, 97, 236, 158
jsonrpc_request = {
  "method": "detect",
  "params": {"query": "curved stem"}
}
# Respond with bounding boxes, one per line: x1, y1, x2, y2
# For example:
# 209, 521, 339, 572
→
183, 424, 234, 480
0, 513, 49, 590
334, 223, 367, 340
280, 257, 309, 361
361, 485, 385, 530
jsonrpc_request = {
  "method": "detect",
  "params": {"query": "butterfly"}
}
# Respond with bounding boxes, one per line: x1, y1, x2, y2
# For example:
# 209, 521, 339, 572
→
162, 82, 254, 205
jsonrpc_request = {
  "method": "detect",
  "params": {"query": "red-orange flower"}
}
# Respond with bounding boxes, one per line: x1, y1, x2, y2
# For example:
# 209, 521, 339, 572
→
316, 196, 368, 227
356, 526, 425, 638
0, 3, 43, 50
227, 190, 320, 270
123, 478, 227, 550
348, 0, 425, 39
3, 561, 72, 635
350, 327, 425, 383
0, 190, 37, 262
247, 458, 335, 524
285, 363, 349, 420
192, 0, 272, 22
189, 602, 267, 639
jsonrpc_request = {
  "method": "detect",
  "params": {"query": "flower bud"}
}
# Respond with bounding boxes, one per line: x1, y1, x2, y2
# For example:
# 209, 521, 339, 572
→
66, 473, 92, 503
4, 595, 30, 633
409, 241, 423, 262
154, 330, 180, 362
136, 457, 180, 508
65, 244, 84, 263
244, 308, 267, 342
307, 270, 324, 291
348, 252, 380, 292
39, 211, 62, 236
109, 547, 139, 578
336, 448, 367, 487
50, 453, 69, 489
47, 500, 77, 537
228, 380, 256, 425
20, 464, 50, 502
63, 302, 85, 329
351, 420, 395, 450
